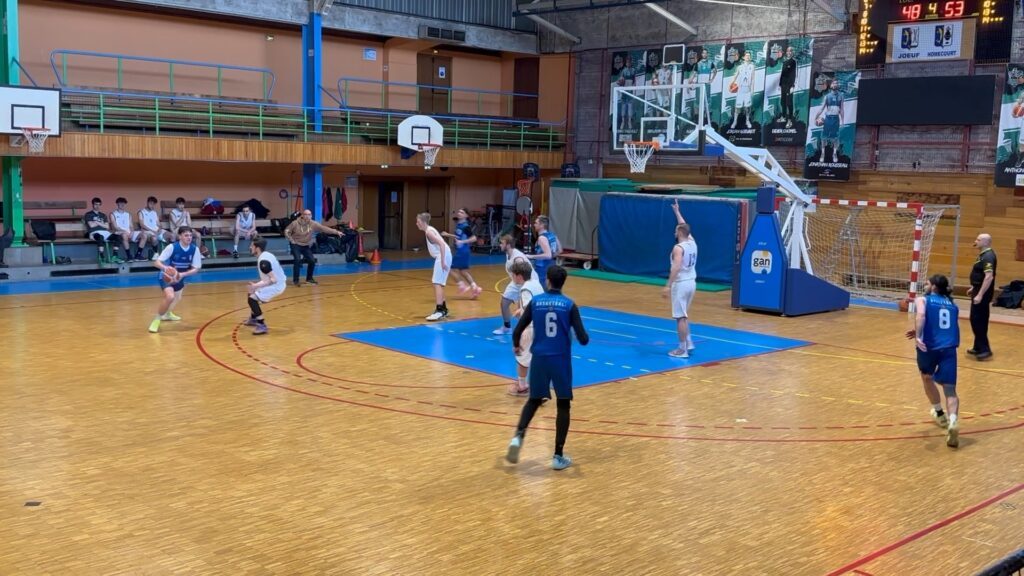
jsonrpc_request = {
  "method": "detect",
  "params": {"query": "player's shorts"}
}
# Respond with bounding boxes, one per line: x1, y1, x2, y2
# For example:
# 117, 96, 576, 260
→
917, 347, 957, 387
515, 325, 534, 368
238, 228, 258, 239
528, 354, 573, 400
118, 230, 142, 242
671, 279, 697, 319
451, 249, 471, 270
158, 274, 186, 292
254, 286, 284, 303
432, 251, 453, 285
502, 280, 522, 302
91, 230, 113, 242
735, 90, 752, 108
823, 116, 840, 140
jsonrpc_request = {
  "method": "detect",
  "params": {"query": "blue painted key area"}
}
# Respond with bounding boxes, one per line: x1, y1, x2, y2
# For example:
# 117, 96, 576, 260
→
339, 306, 809, 387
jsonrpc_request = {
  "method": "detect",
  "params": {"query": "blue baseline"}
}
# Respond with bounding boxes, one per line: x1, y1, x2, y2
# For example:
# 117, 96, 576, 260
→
338, 306, 810, 387
0, 255, 506, 297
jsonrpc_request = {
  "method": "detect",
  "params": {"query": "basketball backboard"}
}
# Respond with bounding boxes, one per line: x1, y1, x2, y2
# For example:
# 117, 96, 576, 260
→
611, 82, 708, 154
0, 86, 61, 136
397, 114, 443, 151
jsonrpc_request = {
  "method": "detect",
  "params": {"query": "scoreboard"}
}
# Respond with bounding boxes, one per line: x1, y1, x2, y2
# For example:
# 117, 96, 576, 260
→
856, 0, 1012, 67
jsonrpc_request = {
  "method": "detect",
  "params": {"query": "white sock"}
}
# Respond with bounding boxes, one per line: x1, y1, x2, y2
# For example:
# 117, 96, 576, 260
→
233, 244, 238, 251
933, 403, 943, 413
949, 414, 958, 426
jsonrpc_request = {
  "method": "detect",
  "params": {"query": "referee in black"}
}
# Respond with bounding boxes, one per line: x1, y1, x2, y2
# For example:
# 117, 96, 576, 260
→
966, 233, 996, 360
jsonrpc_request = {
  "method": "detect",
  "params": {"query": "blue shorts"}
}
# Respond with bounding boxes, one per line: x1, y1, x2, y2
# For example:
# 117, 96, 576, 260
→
158, 275, 186, 292
823, 116, 840, 140
917, 347, 957, 387
529, 354, 573, 400
451, 250, 471, 270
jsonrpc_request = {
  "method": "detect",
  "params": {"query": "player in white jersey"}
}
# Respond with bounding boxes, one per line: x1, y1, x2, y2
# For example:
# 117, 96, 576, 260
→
233, 205, 258, 258
416, 212, 451, 321
730, 52, 755, 130
109, 197, 146, 262
493, 234, 533, 335
507, 259, 545, 396
138, 196, 174, 259
664, 200, 698, 358
244, 237, 286, 335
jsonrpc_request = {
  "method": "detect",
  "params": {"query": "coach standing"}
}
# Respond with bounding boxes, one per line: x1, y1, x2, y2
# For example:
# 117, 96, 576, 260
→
966, 233, 997, 360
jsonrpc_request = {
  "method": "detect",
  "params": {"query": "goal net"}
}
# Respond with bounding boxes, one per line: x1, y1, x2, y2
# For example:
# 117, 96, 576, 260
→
779, 199, 957, 302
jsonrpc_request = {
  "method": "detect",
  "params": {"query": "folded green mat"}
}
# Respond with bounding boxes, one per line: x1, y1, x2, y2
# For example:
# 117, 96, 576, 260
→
568, 268, 731, 292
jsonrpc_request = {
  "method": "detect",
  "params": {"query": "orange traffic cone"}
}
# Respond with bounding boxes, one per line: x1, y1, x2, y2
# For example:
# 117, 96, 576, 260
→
370, 249, 382, 265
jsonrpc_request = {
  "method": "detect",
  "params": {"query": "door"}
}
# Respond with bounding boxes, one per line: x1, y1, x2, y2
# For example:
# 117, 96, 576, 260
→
417, 53, 452, 115
378, 182, 403, 250
513, 58, 539, 119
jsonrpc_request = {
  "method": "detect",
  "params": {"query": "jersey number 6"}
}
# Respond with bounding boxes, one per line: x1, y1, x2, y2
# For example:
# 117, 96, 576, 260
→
545, 312, 558, 337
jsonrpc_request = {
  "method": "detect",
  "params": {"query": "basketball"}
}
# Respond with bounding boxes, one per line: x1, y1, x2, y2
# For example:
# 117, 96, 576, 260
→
162, 267, 179, 283
1014, 103, 1024, 118
729, 82, 738, 93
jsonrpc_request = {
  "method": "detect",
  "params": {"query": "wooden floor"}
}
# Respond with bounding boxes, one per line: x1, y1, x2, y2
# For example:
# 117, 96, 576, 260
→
1, 261, 1022, 575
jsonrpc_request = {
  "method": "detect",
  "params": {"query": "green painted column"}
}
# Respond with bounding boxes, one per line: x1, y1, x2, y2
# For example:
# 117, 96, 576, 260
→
1, 0, 24, 246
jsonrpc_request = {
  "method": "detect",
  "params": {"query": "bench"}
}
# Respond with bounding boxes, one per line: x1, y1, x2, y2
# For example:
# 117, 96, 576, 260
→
160, 200, 279, 255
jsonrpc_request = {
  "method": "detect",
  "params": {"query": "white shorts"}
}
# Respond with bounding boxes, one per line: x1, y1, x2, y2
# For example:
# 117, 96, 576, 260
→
735, 91, 752, 108
671, 280, 696, 319
515, 325, 534, 367
90, 230, 113, 241
237, 229, 258, 239
117, 230, 141, 242
255, 286, 284, 303
502, 280, 521, 302
432, 251, 453, 285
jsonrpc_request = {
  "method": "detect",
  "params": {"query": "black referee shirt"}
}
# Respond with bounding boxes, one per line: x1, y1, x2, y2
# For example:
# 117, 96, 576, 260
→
969, 247, 997, 288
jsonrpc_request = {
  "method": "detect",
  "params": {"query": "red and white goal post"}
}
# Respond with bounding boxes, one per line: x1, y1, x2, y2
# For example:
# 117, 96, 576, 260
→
778, 198, 961, 307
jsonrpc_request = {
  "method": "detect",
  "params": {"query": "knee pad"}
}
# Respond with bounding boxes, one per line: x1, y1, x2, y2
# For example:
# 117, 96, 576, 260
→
556, 399, 571, 410
528, 397, 545, 408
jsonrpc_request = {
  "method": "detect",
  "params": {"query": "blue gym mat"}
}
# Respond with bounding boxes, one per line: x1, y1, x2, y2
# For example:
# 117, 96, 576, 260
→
339, 306, 809, 387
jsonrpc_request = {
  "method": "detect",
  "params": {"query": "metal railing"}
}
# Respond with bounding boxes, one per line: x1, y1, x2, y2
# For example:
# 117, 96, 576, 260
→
59, 87, 566, 151
11, 58, 41, 88
50, 50, 277, 100
336, 76, 541, 118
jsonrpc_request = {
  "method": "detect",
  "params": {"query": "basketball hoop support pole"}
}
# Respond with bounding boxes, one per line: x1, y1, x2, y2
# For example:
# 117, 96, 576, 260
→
1, 0, 27, 245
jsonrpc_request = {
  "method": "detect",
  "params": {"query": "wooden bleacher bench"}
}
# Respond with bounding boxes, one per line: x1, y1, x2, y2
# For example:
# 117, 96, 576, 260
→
159, 200, 280, 255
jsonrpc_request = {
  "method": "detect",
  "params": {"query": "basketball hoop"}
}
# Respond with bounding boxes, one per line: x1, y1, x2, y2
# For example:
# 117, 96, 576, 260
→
623, 140, 659, 173
10, 127, 50, 154
418, 143, 441, 170
516, 178, 533, 197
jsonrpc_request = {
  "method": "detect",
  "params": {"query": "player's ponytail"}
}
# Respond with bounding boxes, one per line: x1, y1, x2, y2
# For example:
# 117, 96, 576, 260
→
929, 274, 953, 299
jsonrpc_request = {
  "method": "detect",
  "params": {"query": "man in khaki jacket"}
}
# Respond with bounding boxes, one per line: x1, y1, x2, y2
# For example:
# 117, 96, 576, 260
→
284, 210, 343, 287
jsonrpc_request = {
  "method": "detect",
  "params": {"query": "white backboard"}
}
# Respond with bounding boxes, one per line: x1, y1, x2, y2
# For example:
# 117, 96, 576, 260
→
0, 86, 61, 136
397, 115, 443, 150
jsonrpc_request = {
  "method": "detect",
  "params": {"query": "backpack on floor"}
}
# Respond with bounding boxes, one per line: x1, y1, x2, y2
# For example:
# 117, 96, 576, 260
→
994, 280, 1024, 309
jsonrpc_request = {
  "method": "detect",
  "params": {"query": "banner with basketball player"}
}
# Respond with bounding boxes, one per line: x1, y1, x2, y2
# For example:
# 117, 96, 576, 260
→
763, 37, 814, 146
610, 49, 662, 149
994, 63, 1024, 187
720, 41, 766, 146
682, 44, 724, 131
803, 70, 860, 181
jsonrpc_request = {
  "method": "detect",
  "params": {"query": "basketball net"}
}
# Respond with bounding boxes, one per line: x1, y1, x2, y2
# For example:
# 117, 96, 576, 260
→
516, 178, 533, 197
419, 144, 440, 170
10, 128, 49, 154
624, 141, 659, 173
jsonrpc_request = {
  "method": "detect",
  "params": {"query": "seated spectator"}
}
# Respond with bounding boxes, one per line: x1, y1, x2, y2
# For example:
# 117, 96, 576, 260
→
110, 197, 147, 262
233, 205, 258, 258
138, 196, 173, 258
82, 197, 114, 261
169, 197, 206, 254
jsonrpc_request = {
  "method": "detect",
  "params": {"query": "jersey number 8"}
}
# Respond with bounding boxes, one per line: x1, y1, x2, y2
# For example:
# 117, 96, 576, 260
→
938, 308, 951, 330
545, 312, 558, 337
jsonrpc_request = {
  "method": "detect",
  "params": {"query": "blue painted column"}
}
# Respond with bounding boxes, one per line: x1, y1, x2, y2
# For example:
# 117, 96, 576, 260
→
301, 10, 324, 219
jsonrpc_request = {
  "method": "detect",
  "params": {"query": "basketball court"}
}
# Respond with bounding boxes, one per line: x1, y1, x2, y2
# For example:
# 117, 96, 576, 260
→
2, 259, 1022, 574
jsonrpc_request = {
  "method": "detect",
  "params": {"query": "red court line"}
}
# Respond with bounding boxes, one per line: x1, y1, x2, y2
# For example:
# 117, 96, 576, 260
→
825, 482, 1024, 576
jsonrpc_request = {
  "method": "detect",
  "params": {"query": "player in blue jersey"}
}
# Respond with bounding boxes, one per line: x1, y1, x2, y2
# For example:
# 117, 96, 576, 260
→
814, 79, 843, 163
441, 208, 482, 298
505, 265, 589, 471
905, 274, 961, 448
149, 226, 203, 333
527, 215, 560, 287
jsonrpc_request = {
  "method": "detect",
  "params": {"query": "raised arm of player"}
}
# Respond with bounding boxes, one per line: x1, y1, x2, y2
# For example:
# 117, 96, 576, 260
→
671, 199, 686, 225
